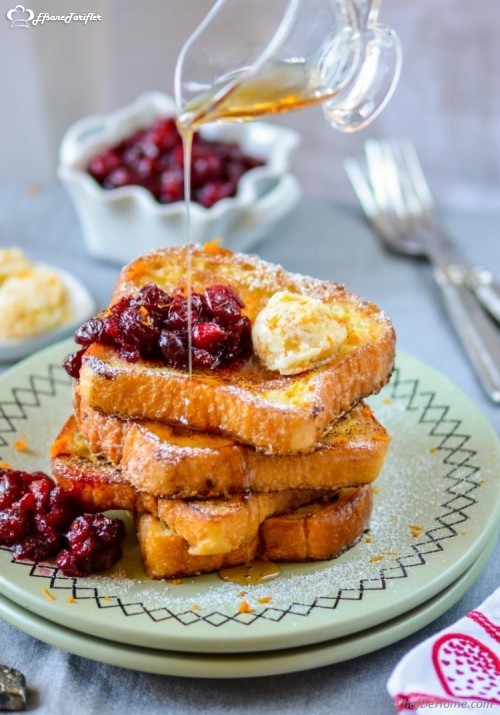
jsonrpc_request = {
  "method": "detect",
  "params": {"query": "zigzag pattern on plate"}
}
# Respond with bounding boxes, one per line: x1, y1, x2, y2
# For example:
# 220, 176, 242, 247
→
0, 362, 482, 626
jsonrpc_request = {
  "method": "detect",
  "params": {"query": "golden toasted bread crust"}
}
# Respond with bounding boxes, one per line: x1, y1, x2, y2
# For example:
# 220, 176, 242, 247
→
78, 246, 395, 454
52, 417, 337, 555
136, 486, 372, 579
259, 487, 372, 561
75, 385, 389, 497
157, 489, 325, 556
135, 515, 259, 579
50, 416, 158, 514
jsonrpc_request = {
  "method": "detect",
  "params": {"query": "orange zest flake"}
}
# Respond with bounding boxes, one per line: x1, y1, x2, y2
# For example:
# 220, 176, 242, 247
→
372, 485, 380, 494
461, 531, 467, 537
411, 524, 424, 538
101, 595, 110, 602
14, 435, 28, 452
42, 588, 55, 601
364, 536, 372, 543
383, 398, 393, 405
203, 237, 231, 256
236, 590, 247, 598
370, 552, 398, 563
429, 447, 437, 454
66, 596, 75, 605
192, 604, 200, 611
0, 461, 12, 469
238, 601, 254, 614
258, 596, 272, 604
171, 578, 182, 585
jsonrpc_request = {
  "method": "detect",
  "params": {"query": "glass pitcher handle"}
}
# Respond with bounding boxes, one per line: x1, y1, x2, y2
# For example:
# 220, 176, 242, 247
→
351, 0, 381, 29
322, 0, 401, 132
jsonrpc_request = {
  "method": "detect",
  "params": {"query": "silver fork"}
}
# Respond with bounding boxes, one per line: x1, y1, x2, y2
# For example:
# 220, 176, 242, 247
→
345, 138, 500, 403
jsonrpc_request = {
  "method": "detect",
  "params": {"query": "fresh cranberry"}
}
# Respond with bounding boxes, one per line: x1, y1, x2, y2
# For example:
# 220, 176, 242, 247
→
226, 160, 246, 183
192, 155, 223, 187
103, 167, 140, 189
88, 152, 121, 181
86, 116, 265, 206
62, 349, 86, 378
46, 488, 78, 529
136, 283, 172, 311
196, 181, 234, 208
205, 284, 244, 324
75, 318, 105, 346
192, 322, 227, 351
165, 295, 190, 330
55, 514, 126, 577
12, 535, 57, 562
158, 330, 187, 368
0, 467, 126, 577
192, 348, 218, 370
0, 504, 29, 543
0, 471, 24, 510
29, 477, 52, 511
63, 283, 252, 376
158, 169, 184, 203
117, 306, 161, 354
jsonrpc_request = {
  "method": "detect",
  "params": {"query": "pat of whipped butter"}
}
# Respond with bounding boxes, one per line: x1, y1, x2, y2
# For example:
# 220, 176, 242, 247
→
0, 248, 71, 339
252, 290, 347, 375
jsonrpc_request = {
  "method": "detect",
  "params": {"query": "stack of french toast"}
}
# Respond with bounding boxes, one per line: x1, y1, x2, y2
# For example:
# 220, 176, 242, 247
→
51, 245, 396, 579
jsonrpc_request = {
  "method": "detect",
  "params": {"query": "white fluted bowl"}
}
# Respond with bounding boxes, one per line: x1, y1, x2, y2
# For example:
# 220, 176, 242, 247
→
58, 92, 301, 264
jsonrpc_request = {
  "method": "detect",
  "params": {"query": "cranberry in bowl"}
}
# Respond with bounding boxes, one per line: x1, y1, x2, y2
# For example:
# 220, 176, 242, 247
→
58, 92, 301, 264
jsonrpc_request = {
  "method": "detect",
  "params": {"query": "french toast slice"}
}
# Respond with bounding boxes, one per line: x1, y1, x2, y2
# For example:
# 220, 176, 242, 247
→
135, 516, 259, 579
50, 417, 157, 515
51, 417, 331, 555
78, 245, 395, 454
75, 385, 389, 497
136, 487, 372, 579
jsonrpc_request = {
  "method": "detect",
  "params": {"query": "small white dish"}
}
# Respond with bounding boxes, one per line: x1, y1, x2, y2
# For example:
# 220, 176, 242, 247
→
0, 266, 96, 363
58, 92, 301, 264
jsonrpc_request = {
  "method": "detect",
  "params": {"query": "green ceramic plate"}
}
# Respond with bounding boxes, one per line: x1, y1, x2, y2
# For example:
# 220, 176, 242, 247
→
0, 340, 498, 654
0, 534, 495, 678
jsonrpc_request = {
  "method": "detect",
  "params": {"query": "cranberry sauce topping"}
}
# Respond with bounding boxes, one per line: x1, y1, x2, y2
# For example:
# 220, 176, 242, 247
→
56, 514, 126, 578
63, 283, 252, 378
87, 117, 265, 207
0, 468, 125, 577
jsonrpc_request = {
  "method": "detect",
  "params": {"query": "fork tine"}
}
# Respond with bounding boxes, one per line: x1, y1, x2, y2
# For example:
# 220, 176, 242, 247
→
345, 152, 410, 252
386, 140, 424, 220
359, 139, 427, 256
365, 139, 392, 213
398, 140, 435, 213
343, 157, 380, 220
375, 140, 408, 219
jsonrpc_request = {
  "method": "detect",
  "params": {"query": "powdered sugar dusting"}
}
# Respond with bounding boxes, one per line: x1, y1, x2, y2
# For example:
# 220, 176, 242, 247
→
76, 390, 494, 616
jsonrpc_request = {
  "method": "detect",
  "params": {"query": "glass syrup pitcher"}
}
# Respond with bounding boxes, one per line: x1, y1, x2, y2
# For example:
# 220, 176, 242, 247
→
175, 0, 401, 134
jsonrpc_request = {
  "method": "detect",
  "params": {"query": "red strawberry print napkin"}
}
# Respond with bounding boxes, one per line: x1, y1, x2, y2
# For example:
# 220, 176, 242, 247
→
387, 588, 500, 712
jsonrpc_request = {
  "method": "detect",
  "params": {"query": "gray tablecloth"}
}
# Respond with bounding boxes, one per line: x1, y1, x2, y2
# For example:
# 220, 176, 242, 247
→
0, 181, 498, 715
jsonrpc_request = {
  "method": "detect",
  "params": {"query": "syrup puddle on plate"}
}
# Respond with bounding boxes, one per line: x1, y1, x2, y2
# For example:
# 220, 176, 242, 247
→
218, 560, 282, 586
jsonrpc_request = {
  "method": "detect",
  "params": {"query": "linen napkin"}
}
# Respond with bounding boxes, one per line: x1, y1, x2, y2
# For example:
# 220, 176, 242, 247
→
387, 588, 500, 712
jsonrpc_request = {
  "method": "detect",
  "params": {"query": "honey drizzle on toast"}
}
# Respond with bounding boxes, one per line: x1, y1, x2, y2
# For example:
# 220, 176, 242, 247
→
181, 128, 194, 382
